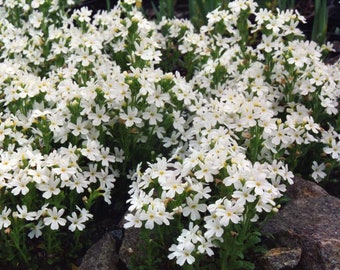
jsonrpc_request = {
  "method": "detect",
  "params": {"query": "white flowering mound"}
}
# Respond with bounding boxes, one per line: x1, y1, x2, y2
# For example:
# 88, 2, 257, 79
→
0, 0, 339, 268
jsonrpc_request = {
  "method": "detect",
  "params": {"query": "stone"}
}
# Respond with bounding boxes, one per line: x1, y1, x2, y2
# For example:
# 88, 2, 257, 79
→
258, 247, 302, 270
117, 213, 153, 268
262, 179, 340, 270
286, 176, 328, 200
118, 226, 149, 268
79, 232, 119, 270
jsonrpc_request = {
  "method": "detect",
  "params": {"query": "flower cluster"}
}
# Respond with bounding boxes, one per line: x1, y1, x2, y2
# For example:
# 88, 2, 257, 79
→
0, 0, 339, 268
123, 0, 340, 268
0, 0, 190, 267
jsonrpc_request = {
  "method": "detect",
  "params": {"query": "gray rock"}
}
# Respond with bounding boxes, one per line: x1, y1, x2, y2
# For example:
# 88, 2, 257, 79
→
118, 227, 142, 267
258, 247, 302, 270
286, 176, 328, 200
79, 233, 119, 270
262, 178, 340, 270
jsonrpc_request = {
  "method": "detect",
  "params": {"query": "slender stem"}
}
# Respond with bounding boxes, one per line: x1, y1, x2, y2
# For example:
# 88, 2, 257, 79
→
220, 230, 231, 270
312, 0, 328, 45
106, 0, 111, 10
188, 0, 195, 20
11, 228, 30, 266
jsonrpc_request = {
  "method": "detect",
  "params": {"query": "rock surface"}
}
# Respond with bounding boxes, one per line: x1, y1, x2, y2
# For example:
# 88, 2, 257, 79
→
79, 233, 119, 270
258, 247, 302, 270
286, 176, 329, 199
261, 177, 340, 270
118, 227, 142, 267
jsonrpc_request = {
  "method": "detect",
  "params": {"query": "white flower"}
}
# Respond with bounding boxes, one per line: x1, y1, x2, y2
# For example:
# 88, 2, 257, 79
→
194, 161, 219, 183
52, 159, 78, 181
0, 207, 11, 229
68, 117, 89, 136
31, 0, 44, 9
232, 186, 256, 205
311, 161, 327, 183
9, 173, 31, 196
168, 243, 195, 266
245, 172, 272, 196
204, 215, 224, 239
29, 10, 44, 28
67, 212, 86, 232
161, 175, 185, 198
140, 206, 163, 230
215, 199, 244, 226
271, 124, 292, 146
142, 105, 163, 125
123, 0, 137, 4
28, 221, 44, 239
13, 205, 36, 221
37, 178, 61, 199
124, 212, 143, 228
182, 194, 207, 221
119, 107, 142, 128
81, 139, 101, 161
43, 207, 66, 230
68, 173, 89, 193
99, 147, 116, 167
72, 6, 92, 23
324, 139, 340, 160
88, 105, 110, 126
162, 131, 180, 148
197, 235, 215, 256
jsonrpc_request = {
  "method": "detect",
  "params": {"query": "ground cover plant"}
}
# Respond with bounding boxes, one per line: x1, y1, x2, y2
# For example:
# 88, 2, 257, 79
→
0, 0, 339, 269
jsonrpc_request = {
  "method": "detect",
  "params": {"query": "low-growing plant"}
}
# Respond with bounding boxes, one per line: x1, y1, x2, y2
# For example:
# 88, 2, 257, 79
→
124, 0, 340, 269
0, 0, 339, 269
0, 0, 183, 268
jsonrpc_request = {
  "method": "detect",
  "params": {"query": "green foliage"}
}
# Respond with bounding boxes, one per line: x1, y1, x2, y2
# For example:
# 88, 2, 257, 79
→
152, 0, 176, 20
189, 0, 228, 29
312, 0, 328, 45
278, 0, 296, 10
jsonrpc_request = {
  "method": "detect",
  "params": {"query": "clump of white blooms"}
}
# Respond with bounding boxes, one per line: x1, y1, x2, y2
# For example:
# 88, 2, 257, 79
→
122, 0, 340, 267
0, 0, 339, 268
